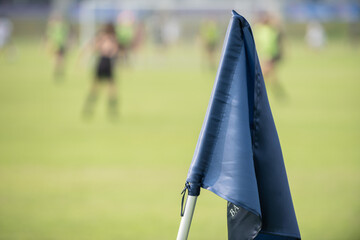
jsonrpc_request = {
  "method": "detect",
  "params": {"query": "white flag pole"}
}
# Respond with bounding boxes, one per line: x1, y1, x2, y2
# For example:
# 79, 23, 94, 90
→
176, 195, 198, 240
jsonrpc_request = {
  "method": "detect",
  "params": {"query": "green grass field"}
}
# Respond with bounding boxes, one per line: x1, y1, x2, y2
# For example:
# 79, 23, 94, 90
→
0, 38, 359, 239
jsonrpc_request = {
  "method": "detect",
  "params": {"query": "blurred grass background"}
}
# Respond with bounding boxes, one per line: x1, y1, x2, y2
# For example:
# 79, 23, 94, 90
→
0, 35, 359, 240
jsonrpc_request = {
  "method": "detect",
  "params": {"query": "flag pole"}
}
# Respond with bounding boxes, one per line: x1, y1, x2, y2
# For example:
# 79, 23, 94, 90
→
176, 195, 197, 240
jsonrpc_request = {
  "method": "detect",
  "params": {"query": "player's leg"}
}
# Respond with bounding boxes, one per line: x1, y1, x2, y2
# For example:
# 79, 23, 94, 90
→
82, 80, 100, 117
54, 47, 65, 79
107, 80, 118, 118
265, 60, 287, 99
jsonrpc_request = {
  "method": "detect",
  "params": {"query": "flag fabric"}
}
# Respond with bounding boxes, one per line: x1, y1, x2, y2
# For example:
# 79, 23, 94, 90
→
185, 10, 300, 240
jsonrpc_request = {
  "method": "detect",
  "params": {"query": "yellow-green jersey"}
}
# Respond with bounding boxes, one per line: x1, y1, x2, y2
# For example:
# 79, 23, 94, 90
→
254, 24, 281, 61
200, 21, 220, 47
116, 24, 135, 48
47, 21, 69, 49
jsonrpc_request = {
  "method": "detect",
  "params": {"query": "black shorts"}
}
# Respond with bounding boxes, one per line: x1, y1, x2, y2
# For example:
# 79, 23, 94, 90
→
206, 42, 217, 52
96, 56, 114, 80
57, 45, 66, 56
271, 52, 282, 63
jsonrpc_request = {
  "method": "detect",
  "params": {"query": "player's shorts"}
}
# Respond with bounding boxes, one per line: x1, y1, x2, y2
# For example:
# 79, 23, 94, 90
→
271, 54, 282, 64
56, 45, 66, 56
96, 56, 114, 81
206, 42, 217, 52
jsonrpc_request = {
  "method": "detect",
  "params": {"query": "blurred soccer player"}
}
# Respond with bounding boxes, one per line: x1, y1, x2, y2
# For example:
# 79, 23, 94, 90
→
116, 11, 136, 66
305, 21, 326, 50
82, 23, 119, 119
254, 13, 283, 82
254, 12, 285, 98
200, 19, 220, 70
0, 15, 15, 60
45, 15, 69, 80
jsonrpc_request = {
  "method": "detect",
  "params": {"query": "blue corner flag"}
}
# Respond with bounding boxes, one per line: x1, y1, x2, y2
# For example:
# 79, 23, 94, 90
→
185, 11, 300, 240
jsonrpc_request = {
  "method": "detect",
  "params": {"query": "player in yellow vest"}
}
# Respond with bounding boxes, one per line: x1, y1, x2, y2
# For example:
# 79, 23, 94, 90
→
253, 13, 283, 83
254, 12, 286, 98
116, 11, 136, 66
45, 16, 70, 79
200, 19, 220, 70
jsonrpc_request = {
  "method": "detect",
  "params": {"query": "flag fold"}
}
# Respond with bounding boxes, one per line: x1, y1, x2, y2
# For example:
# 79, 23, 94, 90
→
186, 10, 300, 240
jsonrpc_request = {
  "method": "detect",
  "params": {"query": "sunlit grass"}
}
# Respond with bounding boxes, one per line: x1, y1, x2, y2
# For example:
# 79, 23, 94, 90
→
0, 38, 359, 239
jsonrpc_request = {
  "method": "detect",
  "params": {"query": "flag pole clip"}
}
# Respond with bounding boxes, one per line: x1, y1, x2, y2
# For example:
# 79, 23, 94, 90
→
180, 182, 191, 216
177, 182, 198, 240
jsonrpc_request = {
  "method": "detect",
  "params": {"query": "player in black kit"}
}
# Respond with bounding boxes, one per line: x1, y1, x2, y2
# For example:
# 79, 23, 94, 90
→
83, 23, 119, 119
